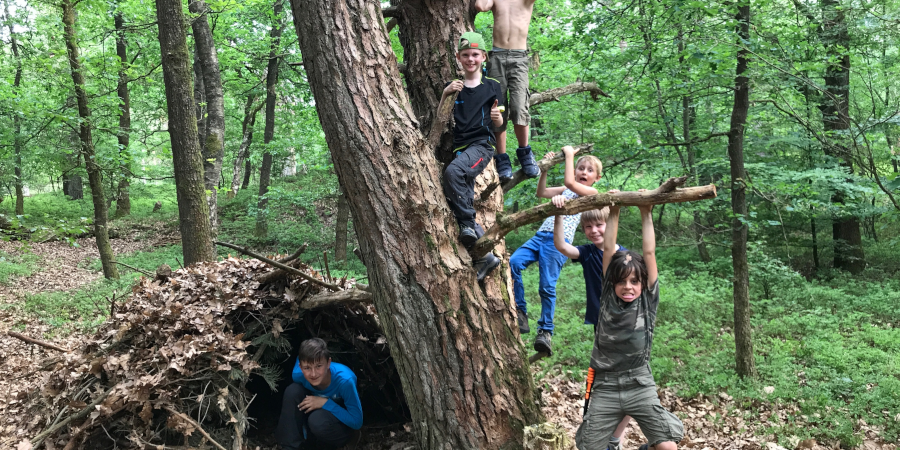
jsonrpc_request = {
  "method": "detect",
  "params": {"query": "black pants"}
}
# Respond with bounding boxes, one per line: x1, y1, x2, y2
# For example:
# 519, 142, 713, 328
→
443, 142, 493, 230
275, 383, 354, 450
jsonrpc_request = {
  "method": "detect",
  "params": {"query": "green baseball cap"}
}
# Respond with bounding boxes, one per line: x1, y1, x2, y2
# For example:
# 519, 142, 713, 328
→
458, 32, 487, 51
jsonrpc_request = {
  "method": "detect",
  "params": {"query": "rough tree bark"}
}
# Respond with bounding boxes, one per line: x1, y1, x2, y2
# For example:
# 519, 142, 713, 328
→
190, 0, 225, 232
255, 0, 283, 238
335, 187, 349, 262
61, 0, 119, 279
4, 0, 24, 216
113, 11, 132, 218
291, 0, 542, 447
819, 0, 864, 273
229, 95, 262, 198
241, 159, 252, 189
155, 0, 215, 264
728, 2, 756, 378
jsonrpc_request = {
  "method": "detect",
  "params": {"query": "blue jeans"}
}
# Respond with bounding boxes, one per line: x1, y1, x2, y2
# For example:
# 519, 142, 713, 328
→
510, 231, 570, 334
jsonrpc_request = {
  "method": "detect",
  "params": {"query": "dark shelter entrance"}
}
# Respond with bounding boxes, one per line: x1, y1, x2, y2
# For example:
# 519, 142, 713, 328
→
244, 306, 410, 447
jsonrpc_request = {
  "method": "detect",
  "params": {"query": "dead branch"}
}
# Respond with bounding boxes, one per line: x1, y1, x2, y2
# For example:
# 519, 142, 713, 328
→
427, 92, 457, 148
164, 406, 228, 450
529, 351, 550, 364
8, 331, 70, 353
301, 288, 372, 310
214, 241, 340, 291
277, 243, 307, 264
382, 5, 399, 17
529, 81, 610, 107
31, 385, 117, 448
470, 176, 717, 256
386, 17, 398, 32
112, 260, 154, 277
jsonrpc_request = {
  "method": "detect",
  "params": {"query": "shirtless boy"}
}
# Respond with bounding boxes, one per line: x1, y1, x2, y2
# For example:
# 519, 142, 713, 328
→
474, 0, 540, 183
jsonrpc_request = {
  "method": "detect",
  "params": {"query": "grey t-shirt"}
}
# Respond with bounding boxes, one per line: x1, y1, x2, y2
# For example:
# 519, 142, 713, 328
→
590, 279, 660, 372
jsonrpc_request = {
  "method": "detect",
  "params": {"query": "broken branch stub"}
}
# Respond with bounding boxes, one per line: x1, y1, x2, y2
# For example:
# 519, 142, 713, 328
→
470, 176, 716, 256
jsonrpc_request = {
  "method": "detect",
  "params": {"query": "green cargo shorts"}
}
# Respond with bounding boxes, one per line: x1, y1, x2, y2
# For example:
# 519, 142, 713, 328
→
575, 366, 684, 449
486, 48, 531, 128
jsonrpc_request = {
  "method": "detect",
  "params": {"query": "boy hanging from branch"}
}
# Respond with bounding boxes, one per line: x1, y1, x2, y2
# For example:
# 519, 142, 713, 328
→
441, 31, 504, 281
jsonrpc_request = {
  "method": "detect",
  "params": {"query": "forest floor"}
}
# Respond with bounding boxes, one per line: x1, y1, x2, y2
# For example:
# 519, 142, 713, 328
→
0, 233, 897, 449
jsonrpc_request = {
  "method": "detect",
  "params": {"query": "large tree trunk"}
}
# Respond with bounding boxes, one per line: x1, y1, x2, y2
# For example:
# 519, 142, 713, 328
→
291, 1, 541, 448
4, 0, 24, 215
255, 0, 284, 239
61, 0, 119, 280
113, 11, 132, 219
229, 95, 262, 198
156, 0, 215, 264
819, 0, 864, 273
335, 188, 349, 262
728, 3, 756, 378
190, 0, 225, 232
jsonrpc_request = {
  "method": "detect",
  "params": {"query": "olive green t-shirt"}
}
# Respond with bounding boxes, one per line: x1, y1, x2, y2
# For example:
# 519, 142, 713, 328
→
590, 279, 660, 372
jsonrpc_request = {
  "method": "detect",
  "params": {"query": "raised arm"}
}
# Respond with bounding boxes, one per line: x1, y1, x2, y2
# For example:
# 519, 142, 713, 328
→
553, 215, 579, 259
601, 205, 620, 276
638, 205, 657, 286
474, 0, 494, 13
535, 166, 566, 198
561, 145, 598, 197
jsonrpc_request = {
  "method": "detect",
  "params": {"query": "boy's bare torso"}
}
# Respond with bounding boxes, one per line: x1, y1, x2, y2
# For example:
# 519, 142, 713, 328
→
480, 0, 536, 50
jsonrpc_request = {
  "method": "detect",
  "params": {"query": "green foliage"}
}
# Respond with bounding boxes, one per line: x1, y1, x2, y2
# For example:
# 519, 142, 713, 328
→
0, 246, 39, 284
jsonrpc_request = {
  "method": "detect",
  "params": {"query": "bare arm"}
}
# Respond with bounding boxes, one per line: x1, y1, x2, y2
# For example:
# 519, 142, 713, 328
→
535, 169, 566, 198
553, 215, 579, 259
638, 205, 657, 286
474, 0, 494, 12
561, 145, 599, 197
601, 205, 620, 276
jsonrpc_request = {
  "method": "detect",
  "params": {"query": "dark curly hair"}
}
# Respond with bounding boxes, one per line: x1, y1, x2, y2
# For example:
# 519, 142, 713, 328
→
298, 338, 331, 364
606, 250, 648, 292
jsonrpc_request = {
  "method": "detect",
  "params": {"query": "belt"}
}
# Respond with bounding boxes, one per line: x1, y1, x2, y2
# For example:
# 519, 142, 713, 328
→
591, 365, 652, 381
490, 48, 527, 54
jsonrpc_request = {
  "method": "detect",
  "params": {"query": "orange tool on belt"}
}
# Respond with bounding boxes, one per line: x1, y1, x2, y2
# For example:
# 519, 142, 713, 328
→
583, 367, 595, 416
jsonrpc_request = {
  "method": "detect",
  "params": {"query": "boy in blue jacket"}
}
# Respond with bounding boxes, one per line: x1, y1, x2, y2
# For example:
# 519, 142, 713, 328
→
276, 338, 362, 450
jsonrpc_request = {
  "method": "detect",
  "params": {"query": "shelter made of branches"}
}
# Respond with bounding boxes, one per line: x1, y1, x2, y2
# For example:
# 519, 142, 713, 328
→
15, 256, 406, 450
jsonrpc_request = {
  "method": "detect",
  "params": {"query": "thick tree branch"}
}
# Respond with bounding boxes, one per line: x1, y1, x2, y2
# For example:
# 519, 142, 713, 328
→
382, 6, 399, 17
214, 241, 339, 291
427, 92, 457, 148
385, 17, 398, 32
529, 81, 610, 106
302, 288, 372, 309
471, 176, 717, 255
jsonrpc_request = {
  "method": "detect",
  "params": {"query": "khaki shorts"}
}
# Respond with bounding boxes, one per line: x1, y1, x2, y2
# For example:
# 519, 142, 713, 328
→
486, 49, 530, 129
575, 366, 684, 448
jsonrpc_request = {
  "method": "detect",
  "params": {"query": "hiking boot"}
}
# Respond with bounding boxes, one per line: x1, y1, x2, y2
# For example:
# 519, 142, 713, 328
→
516, 309, 530, 334
516, 146, 540, 178
533, 329, 552, 354
495, 153, 513, 183
474, 252, 501, 281
459, 226, 478, 248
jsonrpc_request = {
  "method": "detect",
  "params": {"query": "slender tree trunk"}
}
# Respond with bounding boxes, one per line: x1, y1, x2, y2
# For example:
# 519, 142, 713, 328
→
291, 0, 542, 448
255, 0, 284, 238
335, 188, 349, 262
242, 159, 252, 189
819, 0, 864, 273
61, 0, 119, 280
156, 0, 215, 264
190, 0, 225, 232
113, 11, 132, 218
4, 0, 24, 215
193, 53, 206, 148
230, 95, 262, 198
728, 2, 755, 378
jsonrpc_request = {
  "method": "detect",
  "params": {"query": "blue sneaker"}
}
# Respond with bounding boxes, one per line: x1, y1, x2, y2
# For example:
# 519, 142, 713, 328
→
516, 146, 540, 178
495, 153, 513, 183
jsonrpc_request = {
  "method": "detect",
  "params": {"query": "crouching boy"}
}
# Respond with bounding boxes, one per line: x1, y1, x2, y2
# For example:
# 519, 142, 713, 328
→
276, 338, 362, 450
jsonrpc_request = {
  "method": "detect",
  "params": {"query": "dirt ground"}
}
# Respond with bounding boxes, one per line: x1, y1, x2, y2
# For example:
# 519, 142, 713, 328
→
0, 236, 897, 450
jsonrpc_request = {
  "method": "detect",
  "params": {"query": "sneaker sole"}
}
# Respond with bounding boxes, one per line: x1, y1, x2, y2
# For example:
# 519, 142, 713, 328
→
519, 324, 530, 334
476, 256, 501, 281
533, 339, 552, 354
460, 233, 478, 248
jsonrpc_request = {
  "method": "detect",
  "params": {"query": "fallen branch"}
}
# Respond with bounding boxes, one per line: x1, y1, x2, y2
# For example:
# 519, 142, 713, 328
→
31, 385, 117, 448
528, 351, 550, 364
164, 406, 228, 450
7, 331, 70, 353
112, 260, 154, 277
427, 92, 458, 148
301, 288, 372, 310
277, 243, 307, 264
470, 176, 717, 256
529, 81, 610, 107
215, 241, 340, 291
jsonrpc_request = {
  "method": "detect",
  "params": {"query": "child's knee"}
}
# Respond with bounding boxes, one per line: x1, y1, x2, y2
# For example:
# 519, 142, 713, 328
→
652, 442, 678, 450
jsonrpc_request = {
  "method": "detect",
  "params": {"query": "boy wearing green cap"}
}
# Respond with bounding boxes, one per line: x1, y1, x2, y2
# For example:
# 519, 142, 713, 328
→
440, 31, 503, 281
